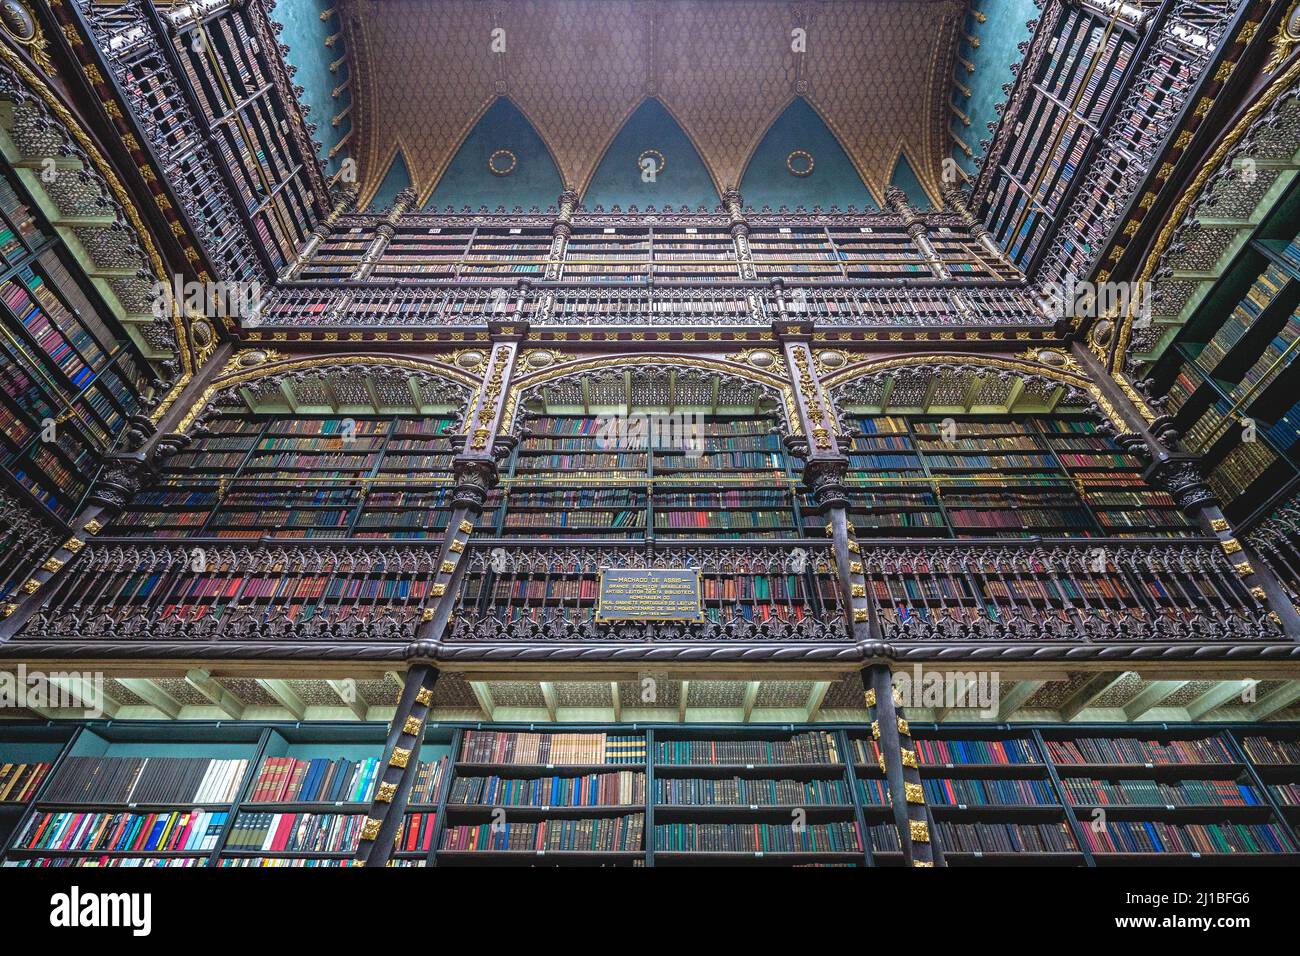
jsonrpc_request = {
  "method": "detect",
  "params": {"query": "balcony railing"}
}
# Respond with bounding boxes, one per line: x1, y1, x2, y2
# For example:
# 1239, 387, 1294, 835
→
859, 538, 1280, 643
257, 280, 1051, 330
11, 536, 1281, 652
447, 539, 847, 645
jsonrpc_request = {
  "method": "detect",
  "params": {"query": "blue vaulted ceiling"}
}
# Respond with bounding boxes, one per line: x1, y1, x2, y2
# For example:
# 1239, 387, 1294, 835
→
277, 0, 352, 183
950, 0, 1039, 180
368, 151, 413, 212
583, 99, 718, 211
740, 99, 879, 212
424, 99, 563, 212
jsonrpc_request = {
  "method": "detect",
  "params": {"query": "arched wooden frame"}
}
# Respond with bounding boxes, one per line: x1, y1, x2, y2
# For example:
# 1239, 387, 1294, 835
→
501, 355, 800, 440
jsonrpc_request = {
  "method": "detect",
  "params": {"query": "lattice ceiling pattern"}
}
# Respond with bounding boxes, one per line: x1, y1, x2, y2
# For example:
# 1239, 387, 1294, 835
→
343, 0, 963, 207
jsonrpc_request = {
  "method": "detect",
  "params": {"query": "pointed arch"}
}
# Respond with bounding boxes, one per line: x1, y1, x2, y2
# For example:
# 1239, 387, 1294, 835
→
420, 97, 565, 211
502, 355, 798, 439
821, 352, 1129, 433
737, 97, 877, 211
176, 355, 481, 436
581, 98, 721, 209
364, 146, 414, 212
888, 149, 938, 211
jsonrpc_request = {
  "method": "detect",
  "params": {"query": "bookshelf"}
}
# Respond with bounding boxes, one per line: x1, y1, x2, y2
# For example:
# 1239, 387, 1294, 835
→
170, 5, 318, 270
836, 414, 1191, 539
1156, 230, 1300, 524
496, 411, 804, 541
3, 721, 1299, 867
983, 4, 1138, 265
109, 413, 476, 541
0, 166, 144, 523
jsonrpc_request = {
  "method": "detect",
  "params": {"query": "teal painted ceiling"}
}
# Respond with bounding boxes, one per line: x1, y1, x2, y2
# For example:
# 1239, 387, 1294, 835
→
424, 99, 563, 212
276, 0, 352, 182
950, 0, 1039, 180
889, 154, 933, 211
739, 99, 879, 212
368, 151, 413, 212
584, 99, 719, 211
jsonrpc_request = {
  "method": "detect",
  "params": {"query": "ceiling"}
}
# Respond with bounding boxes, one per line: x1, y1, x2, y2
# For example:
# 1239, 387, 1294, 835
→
297, 0, 998, 211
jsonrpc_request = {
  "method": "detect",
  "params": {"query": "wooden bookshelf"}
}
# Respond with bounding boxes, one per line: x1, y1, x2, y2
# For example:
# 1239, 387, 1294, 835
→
0, 168, 144, 523
4, 721, 1300, 867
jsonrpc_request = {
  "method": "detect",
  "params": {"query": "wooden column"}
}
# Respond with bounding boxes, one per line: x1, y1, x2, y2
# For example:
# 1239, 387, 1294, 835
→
352, 187, 417, 280
723, 187, 758, 281
283, 185, 357, 280
884, 186, 950, 279
773, 317, 879, 643
941, 182, 1009, 265
405, 323, 527, 652
353, 664, 439, 867
1073, 342, 1300, 637
863, 664, 941, 867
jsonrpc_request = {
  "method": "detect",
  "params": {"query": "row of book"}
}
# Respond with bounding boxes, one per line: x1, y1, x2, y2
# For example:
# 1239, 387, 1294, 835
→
654, 777, 851, 806
449, 771, 645, 807
0, 763, 50, 803
460, 732, 646, 766
655, 732, 841, 766
17, 810, 229, 853
1240, 736, 1300, 765
225, 812, 362, 853
1081, 822, 1293, 855
1060, 778, 1262, 807
654, 821, 860, 853
934, 821, 1078, 854
1045, 738, 1236, 766
41, 757, 249, 805
441, 814, 644, 852
248, 757, 383, 804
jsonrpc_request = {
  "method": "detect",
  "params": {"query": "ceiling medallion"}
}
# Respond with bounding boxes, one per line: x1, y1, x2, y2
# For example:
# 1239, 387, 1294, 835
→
637, 149, 666, 177
787, 150, 815, 177
487, 149, 517, 176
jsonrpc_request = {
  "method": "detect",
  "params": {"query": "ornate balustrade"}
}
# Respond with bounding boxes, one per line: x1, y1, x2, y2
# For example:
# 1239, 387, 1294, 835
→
256, 281, 1051, 330
445, 539, 847, 649
8, 535, 1284, 658
860, 537, 1280, 645
16, 540, 444, 645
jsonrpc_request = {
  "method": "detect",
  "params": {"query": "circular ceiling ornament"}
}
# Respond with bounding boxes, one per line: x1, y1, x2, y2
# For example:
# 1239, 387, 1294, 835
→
637, 149, 666, 177
487, 149, 517, 176
786, 150, 815, 177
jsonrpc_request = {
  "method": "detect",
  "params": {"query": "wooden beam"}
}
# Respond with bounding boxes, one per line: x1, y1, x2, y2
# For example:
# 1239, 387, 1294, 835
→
997, 679, 1043, 720
1250, 681, 1300, 721
610, 681, 621, 722
184, 669, 245, 719
328, 679, 369, 720
805, 681, 832, 722
469, 681, 495, 720
118, 678, 182, 719
1123, 680, 1188, 721
741, 681, 760, 722
1059, 672, 1128, 721
539, 681, 558, 721
257, 679, 306, 719
679, 680, 689, 722
1186, 680, 1256, 721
